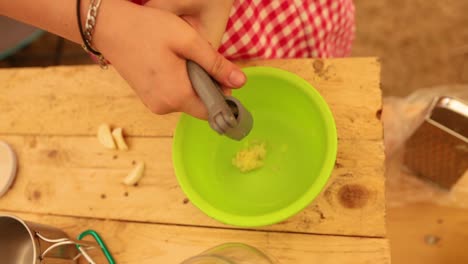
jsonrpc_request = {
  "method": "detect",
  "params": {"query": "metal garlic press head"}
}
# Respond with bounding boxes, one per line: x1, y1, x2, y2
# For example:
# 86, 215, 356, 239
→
186, 60, 253, 141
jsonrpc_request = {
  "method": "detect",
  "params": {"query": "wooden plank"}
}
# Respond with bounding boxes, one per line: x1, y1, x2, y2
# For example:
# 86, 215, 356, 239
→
2, 211, 390, 264
387, 203, 468, 264
0, 59, 382, 139
0, 135, 385, 237
385, 159, 468, 263
384, 142, 468, 264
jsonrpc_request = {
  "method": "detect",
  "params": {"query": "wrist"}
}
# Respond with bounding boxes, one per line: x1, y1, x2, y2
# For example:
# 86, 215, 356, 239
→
76, 0, 111, 67
90, 0, 135, 55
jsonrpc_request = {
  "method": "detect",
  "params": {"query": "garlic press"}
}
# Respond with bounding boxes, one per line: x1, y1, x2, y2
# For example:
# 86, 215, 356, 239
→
186, 60, 253, 141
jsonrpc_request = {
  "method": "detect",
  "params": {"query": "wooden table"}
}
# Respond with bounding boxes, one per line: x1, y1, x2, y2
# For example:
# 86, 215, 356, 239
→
0, 58, 389, 263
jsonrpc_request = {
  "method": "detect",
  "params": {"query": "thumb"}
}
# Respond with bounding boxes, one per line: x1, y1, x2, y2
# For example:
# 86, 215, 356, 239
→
177, 32, 247, 89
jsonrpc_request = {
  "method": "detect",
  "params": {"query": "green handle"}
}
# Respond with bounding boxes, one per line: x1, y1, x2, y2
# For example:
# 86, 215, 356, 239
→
77, 229, 116, 264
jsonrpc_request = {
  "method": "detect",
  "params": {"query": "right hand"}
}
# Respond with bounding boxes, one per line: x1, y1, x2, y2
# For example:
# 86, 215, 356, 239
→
144, 0, 234, 48
93, 0, 245, 119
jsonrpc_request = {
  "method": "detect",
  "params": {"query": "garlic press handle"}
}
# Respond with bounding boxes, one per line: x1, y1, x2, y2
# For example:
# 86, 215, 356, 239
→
187, 60, 253, 140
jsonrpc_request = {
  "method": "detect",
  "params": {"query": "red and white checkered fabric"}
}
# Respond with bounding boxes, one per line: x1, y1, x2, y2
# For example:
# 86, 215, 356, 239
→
132, 0, 355, 59
219, 0, 355, 60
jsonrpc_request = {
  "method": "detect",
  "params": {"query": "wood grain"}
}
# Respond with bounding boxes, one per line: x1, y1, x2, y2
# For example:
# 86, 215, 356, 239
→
0, 135, 385, 237
386, 155, 468, 263
388, 203, 468, 264
0, 59, 382, 140
0, 59, 387, 261
1, 211, 390, 264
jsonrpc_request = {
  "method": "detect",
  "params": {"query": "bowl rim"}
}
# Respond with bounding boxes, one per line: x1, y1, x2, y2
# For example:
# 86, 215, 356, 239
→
173, 66, 337, 227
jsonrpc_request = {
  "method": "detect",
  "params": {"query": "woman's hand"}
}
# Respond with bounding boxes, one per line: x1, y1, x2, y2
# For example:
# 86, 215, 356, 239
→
144, 0, 234, 48
94, 0, 244, 119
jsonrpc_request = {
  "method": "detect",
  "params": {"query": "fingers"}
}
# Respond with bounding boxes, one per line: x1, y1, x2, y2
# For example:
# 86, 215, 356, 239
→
175, 30, 247, 89
145, 92, 208, 120
178, 88, 233, 120
222, 87, 232, 95
146, 0, 231, 48
180, 96, 209, 120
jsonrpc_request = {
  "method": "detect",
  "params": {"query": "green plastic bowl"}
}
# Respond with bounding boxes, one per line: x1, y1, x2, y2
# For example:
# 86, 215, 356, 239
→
173, 66, 337, 227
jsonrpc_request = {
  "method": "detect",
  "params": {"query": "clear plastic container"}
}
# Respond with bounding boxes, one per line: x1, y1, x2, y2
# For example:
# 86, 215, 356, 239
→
181, 243, 278, 264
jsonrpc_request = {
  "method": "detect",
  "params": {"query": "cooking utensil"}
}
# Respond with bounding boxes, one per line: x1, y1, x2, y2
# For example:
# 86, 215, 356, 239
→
0, 215, 113, 264
0, 141, 17, 197
404, 96, 468, 189
186, 60, 253, 141
173, 66, 337, 227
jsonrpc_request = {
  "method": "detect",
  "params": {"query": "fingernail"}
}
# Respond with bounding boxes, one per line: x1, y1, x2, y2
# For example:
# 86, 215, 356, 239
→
229, 70, 246, 87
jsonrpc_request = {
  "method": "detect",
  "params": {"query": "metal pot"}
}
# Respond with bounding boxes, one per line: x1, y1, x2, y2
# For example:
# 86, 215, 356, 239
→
0, 215, 97, 264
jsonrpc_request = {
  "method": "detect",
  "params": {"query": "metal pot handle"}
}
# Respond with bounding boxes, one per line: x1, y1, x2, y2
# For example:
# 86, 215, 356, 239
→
36, 229, 114, 264
77, 230, 116, 264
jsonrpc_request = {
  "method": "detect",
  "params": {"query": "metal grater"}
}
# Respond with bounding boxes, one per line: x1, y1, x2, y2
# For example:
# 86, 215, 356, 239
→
404, 96, 468, 189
